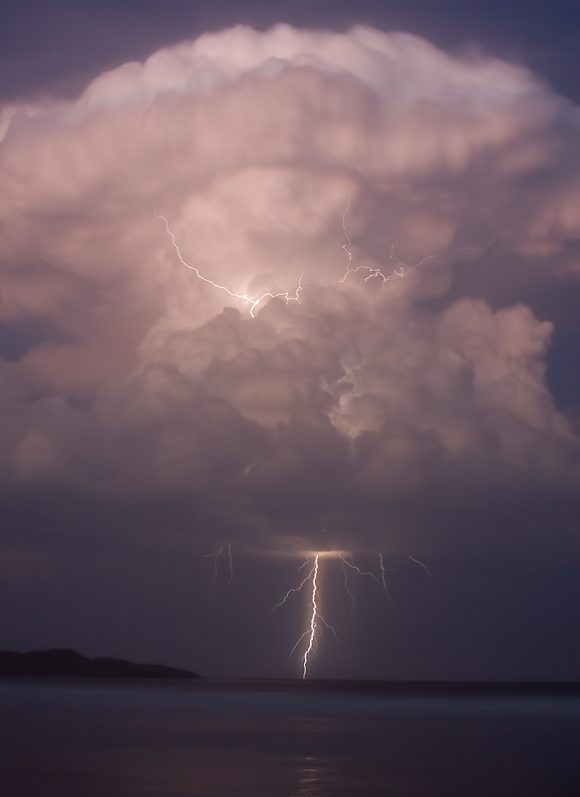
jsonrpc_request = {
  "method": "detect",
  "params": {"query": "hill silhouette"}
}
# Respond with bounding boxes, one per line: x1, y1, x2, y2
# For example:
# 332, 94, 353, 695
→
0, 649, 199, 679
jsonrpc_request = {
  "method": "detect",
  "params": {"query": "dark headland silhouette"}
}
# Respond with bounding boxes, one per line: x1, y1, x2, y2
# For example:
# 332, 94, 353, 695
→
0, 649, 199, 679
2, 651, 580, 692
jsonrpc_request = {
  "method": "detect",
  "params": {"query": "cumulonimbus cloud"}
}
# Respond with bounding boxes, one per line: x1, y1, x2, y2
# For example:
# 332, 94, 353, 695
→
1, 24, 579, 554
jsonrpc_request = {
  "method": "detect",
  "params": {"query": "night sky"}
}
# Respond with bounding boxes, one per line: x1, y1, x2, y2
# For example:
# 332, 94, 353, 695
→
1, 0, 580, 680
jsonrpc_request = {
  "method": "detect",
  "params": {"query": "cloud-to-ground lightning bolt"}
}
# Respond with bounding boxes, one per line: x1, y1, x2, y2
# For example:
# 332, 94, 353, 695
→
156, 213, 304, 318
274, 552, 395, 676
299, 554, 321, 679
273, 554, 337, 679
291, 555, 338, 679
270, 550, 438, 676
166, 189, 460, 671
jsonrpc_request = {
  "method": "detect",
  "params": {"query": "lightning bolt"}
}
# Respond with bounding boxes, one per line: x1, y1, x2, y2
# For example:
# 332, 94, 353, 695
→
274, 554, 337, 679
339, 554, 388, 630
242, 459, 262, 477
297, 554, 322, 679
171, 184, 467, 674
203, 542, 234, 587
338, 192, 495, 288
271, 558, 313, 613
273, 551, 396, 677
202, 545, 224, 584
341, 558, 358, 627
157, 196, 494, 320
339, 192, 407, 286
268, 549, 440, 676
226, 542, 234, 588
408, 553, 439, 577
339, 555, 380, 589
378, 553, 390, 598
156, 213, 303, 318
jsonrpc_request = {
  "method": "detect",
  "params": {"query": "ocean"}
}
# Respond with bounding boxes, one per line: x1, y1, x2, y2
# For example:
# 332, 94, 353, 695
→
1, 679, 579, 796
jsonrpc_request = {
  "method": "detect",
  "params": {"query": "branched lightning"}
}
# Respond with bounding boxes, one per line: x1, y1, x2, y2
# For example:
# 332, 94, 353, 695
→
226, 542, 233, 588
157, 195, 494, 319
297, 557, 311, 573
242, 459, 262, 478
338, 192, 495, 289
316, 612, 339, 642
341, 559, 358, 627
202, 544, 224, 583
378, 553, 390, 598
273, 554, 337, 679
300, 554, 321, 679
203, 542, 234, 587
173, 188, 459, 675
155, 213, 303, 318
338, 192, 408, 286
408, 553, 439, 577
339, 555, 380, 589
272, 551, 398, 676
271, 559, 314, 613
337, 554, 387, 631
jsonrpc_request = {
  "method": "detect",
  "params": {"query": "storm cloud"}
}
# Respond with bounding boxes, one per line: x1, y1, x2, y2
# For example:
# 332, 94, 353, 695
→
1, 24, 580, 674
0, 26, 580, 550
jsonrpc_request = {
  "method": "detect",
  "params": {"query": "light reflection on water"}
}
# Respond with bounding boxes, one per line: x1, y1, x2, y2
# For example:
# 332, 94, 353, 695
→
293, 755, 335, 797
0, 680, 579, 797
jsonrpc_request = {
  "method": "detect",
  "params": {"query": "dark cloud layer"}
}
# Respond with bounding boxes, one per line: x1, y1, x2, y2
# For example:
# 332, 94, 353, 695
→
1, 23, 580, 677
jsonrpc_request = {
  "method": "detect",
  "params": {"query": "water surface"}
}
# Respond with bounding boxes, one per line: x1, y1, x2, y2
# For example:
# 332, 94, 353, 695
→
1, 679, 579, 796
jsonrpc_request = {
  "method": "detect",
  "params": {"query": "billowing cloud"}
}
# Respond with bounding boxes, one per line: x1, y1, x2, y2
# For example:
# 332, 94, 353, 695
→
1, 24, 580, 562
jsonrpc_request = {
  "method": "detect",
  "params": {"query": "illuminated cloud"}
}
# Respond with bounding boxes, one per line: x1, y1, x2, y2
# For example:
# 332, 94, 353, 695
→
1, 24, 579, 556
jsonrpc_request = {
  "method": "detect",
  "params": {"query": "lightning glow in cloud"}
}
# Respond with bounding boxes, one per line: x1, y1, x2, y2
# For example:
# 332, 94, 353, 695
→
156, 213, 304, 318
